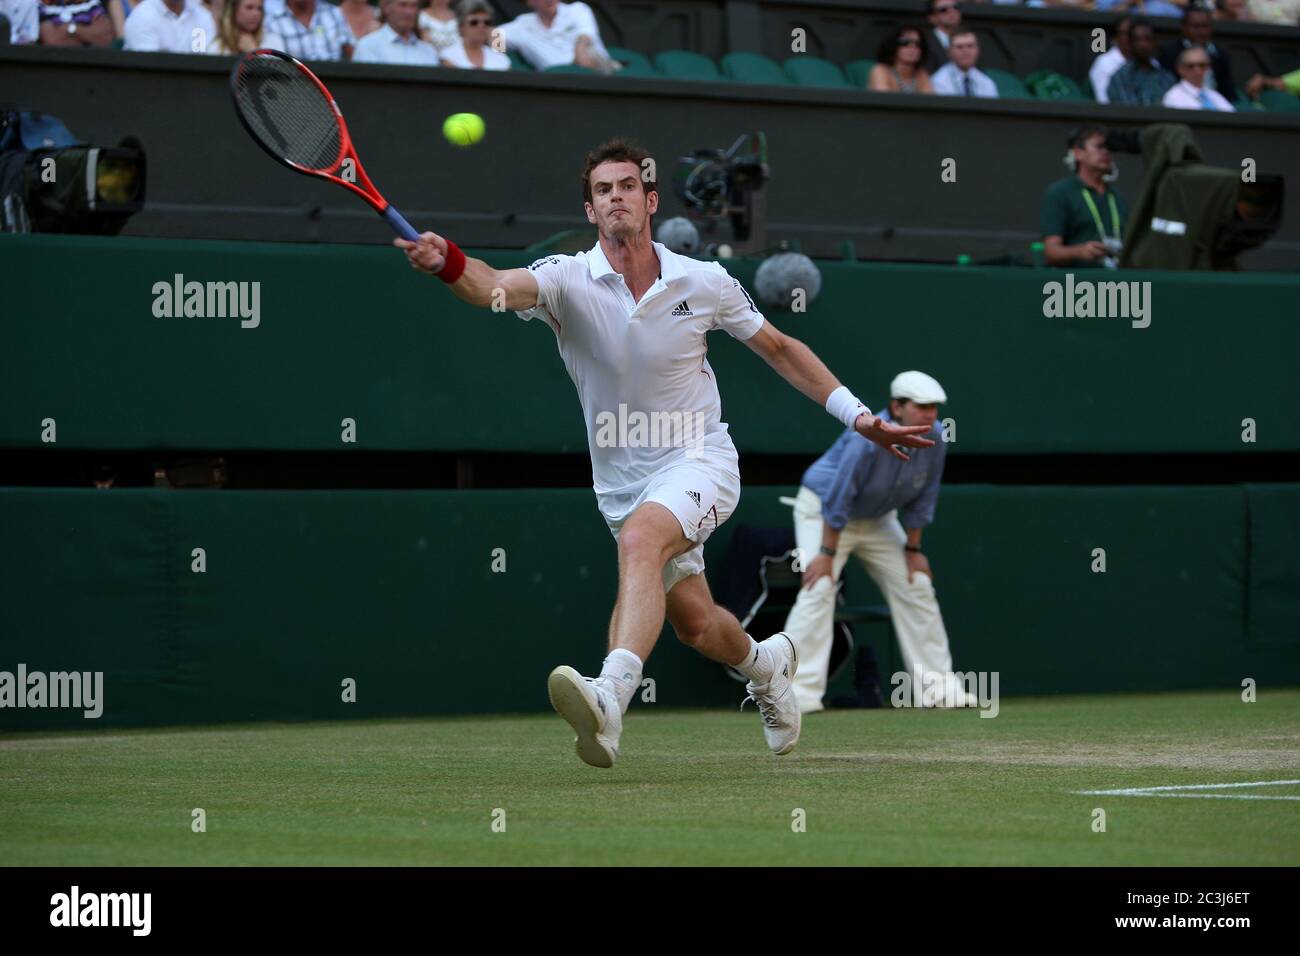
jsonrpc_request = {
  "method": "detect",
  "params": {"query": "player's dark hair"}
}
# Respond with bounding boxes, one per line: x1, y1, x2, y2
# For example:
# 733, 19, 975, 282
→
876, 26, 930, 68
581, 138, 658, 207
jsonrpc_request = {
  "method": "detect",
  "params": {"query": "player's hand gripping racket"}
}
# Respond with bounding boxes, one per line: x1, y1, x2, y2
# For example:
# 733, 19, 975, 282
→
230, 49, 420, 241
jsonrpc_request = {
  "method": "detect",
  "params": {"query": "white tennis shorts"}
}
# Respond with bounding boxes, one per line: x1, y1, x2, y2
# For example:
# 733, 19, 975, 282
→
597, 446, 742, 594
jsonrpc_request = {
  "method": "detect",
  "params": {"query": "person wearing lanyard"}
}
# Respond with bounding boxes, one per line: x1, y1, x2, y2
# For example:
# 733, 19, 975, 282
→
1040, 125, 1129, 269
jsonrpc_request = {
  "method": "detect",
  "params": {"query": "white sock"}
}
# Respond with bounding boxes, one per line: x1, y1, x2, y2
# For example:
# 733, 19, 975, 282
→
599, 648, 643, 714
733, 635, 774, 684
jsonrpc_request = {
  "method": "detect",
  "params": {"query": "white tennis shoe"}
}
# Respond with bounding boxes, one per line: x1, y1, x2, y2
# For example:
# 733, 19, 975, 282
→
743, 633, 801, 756
547, 666, 622, 769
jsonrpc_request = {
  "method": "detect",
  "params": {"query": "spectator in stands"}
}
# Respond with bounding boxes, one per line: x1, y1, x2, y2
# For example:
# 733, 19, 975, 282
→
1245, 67, 1300, 99
1244, 0, 1299, 23
1040, 125, 1128, 268
353, 0, 437, 62
339, 0, 378, 42
268, 0, 353, 60
418, 0, 458, 53
440, 0, 509, 69
38, 0, 124, 45
869, 26, 934, 93
1090, 16, 1131, 104
208, 0, 284, 52
1100, 0, 1186, 16
500, 0, 617, 72
925, 0, 961, 71
124, 0, 215, 51
1107, 20, 1176, 105
1162, 44, 1236, 108
1214, 0, 1251, 20
1158, 6, 1236, 102
1, 0, 39, 42
932, 30, 998, 96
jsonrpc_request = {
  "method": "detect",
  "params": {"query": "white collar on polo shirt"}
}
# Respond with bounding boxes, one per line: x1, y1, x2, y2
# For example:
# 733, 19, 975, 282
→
585, 239, 687, 287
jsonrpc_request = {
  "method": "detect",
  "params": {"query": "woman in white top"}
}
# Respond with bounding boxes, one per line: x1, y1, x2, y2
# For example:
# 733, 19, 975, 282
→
440, 0, 509, 70
207, 0, 284, 54
419, 0, 459, 51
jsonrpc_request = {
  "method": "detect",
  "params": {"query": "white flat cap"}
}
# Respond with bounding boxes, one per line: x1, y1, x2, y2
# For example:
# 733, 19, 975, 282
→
890, 370, 947, 404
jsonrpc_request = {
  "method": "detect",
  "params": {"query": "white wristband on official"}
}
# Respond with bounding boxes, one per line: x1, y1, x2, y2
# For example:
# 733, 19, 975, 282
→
826, 385, 871, 430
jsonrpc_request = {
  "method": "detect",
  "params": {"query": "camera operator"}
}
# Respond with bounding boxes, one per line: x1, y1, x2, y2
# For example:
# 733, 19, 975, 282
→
1040, 125, 1129, 269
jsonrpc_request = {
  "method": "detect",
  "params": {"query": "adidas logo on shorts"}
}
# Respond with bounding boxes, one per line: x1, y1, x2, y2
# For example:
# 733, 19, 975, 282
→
671, 300, 693, 316
686, 490, 701, 506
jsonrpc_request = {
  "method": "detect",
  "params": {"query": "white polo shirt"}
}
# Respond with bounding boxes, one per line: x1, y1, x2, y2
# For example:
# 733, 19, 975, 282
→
517, 241, 766, 498
123, 0, 217, 53
499, 0, 608, 69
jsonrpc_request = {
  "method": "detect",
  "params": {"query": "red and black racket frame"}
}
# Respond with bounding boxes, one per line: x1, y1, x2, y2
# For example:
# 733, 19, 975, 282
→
230, 49, 420, 241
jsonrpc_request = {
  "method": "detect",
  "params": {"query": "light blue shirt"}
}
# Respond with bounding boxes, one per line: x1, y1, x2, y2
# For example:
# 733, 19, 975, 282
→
801, 409, 947, 531
932, 63, 999, 98
352, 23, 441, 65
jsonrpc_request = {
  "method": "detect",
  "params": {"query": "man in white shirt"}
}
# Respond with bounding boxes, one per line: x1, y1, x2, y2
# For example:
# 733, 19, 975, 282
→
932, 30, 998, 97
353, 0, 438, 65
499, 0, 613, 71
123, 0, 217, 53
394, 138, 934, 769
1162, 45, 1236, 110
0, 0, 39, 44
1090, 15, 1131, 105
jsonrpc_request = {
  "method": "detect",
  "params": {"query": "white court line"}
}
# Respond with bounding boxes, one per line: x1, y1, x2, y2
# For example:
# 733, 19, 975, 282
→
1075, 779, 1300, 801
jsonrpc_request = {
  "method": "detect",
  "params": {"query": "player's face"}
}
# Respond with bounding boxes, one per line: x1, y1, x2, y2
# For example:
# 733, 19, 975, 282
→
895, 401, 939, 428
587, 161, 658, 240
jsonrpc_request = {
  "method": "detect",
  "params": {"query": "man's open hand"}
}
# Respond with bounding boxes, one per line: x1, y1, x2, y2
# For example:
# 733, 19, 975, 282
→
855, 414, 935, 461
395, 231, 449, 274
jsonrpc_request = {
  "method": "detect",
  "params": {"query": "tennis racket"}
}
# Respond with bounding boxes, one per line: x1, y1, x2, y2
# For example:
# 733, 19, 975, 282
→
229, 49, 420, 241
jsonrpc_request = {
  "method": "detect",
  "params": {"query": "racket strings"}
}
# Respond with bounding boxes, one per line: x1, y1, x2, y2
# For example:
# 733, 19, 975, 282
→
233, 55, 344, 173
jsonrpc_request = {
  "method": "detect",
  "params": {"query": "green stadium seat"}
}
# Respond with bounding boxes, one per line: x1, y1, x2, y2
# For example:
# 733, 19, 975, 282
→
844, 59, 876, 89
1023, 70, 1088, 102
984, 67, 1032, 99
544, 63, 598, 75
1082, 74, 1095, 100
606, 46, 654, 73
1258, 88, 1300, 113
507, 49, 533, 71
783, 56, 852, 89
653, 49, 723, 82
720, 51, 790, 86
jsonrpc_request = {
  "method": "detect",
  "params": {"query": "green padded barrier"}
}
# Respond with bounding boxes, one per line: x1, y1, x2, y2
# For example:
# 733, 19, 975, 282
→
3, 235, 1300, 454
1258, 88, 1300, 113
1244, 484, 1300, 660
2, 483, 1293, 730
720, 52, 790, 86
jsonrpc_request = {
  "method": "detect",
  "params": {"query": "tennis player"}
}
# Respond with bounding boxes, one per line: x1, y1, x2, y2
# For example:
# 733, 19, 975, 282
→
396, 139, 934, 768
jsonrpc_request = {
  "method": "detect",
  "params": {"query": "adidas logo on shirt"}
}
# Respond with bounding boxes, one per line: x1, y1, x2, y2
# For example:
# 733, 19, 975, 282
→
670, 300, 693, 316
686, 490, 701, 506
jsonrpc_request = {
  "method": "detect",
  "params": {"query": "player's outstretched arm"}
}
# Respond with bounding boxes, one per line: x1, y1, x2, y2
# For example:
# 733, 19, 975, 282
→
394, 232, 539, 311
743, 320, 935, 461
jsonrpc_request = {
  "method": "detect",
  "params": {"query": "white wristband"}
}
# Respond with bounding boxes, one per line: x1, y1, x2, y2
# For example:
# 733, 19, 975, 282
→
826, 386, 872, 430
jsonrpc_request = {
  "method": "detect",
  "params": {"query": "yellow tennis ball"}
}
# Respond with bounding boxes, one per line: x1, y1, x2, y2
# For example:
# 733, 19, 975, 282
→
443, 113, 485, 147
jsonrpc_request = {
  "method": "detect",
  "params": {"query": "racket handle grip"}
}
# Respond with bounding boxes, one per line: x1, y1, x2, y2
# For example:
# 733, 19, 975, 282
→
381, 204, 421, 242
